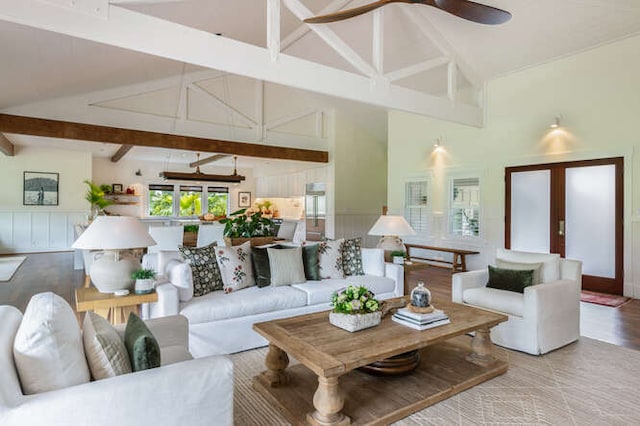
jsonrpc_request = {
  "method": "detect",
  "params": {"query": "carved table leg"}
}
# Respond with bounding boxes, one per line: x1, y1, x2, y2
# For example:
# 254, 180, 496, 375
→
264, 344, 289, 387
466, 327, 495, 367
307, 376, 350, 426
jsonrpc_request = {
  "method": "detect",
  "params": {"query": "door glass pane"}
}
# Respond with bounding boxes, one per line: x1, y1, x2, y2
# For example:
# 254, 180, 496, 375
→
565, 165, 616, 278
511, 170, 550, 252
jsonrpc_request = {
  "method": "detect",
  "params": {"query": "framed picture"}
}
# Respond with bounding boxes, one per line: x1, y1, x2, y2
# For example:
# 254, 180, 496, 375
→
112, 184, 123, 193
23, 171, 59, 206
238, 191, 251, 208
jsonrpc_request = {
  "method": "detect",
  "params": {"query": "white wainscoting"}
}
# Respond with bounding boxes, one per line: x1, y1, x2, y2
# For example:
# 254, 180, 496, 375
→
334, 214, 380, 248
0, 211, 88, 254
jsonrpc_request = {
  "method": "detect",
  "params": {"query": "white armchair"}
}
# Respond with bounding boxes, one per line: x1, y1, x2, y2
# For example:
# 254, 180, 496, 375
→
0, 306, 234, 426
452, 249, 582, 355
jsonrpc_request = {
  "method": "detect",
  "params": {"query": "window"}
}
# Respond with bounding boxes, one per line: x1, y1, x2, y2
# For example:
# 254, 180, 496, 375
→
207, 186, 229, 216
404, 180, 428, 233
450, 177, 480, 237
148, 184, 174, 217
148, 184, 229, 217
179, 185, 202, 217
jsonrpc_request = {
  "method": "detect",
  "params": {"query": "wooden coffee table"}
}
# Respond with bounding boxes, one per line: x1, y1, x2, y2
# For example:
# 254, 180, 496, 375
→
252, 298, 508, 426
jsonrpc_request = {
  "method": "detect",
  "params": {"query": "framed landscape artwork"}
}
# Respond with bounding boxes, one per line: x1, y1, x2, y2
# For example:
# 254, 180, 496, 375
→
238, 191, 251, 207
23, 171, 59, 206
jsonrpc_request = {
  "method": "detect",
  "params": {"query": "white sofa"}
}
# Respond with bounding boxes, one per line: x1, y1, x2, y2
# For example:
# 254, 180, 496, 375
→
0, 305, 234, 426
452, 249, 582, 355
144, 247, 404, 357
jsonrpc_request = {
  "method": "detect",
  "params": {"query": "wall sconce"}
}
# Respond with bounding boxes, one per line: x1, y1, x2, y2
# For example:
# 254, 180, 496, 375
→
433, 137, 443, 151
550, 115, 562, 129
135, 169, 142, 176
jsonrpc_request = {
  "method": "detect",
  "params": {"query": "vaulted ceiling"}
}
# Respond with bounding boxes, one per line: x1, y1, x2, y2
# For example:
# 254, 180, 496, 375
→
1, 0, 639, 164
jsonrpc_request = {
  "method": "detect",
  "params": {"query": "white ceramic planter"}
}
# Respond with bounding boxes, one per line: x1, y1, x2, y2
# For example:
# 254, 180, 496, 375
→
135, 278, 155, 295
329, 311, 382, 332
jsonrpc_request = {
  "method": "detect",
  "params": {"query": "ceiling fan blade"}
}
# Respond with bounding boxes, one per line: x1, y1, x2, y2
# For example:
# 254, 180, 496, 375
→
304, 0, 511, 25
432, 0, 511, 25
304, 0, 411, 24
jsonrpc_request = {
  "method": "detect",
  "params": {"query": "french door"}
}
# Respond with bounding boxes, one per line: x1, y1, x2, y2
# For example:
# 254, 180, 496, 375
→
505, 158, 623, 294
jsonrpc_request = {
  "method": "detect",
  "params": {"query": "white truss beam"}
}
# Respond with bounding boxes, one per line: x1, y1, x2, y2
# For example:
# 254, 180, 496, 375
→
372, 8, 384, 74
448, 60, 457, 102
0, 0, 483, 126
402, 8, 483, 89
0, 133, 14, 156
267, 0, 280, 61
281, 0, 354, 51
385, 56, 450, 82
282, 0, 376, 77
189, 83, 257, 128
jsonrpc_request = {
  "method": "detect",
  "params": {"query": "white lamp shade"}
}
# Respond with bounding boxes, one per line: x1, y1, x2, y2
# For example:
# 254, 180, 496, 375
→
72, 216, 157, 250
368, 215, 416, 236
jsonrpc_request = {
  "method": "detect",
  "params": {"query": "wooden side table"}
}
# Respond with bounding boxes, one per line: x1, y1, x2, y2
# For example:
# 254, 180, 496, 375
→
75, 287, 158, 325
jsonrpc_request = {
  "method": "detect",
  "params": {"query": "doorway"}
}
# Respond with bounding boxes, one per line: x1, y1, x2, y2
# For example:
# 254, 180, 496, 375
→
505, 157, 623, 294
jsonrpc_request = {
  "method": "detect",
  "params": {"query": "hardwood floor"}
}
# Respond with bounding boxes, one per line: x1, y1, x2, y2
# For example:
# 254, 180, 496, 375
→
2, 252, 640, 351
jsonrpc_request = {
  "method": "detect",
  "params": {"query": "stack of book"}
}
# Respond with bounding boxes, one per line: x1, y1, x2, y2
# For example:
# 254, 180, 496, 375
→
392, 307, 450, 330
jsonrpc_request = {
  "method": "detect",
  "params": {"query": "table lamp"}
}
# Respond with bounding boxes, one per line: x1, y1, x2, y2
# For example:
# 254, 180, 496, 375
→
368, 215, 416, 261
72, 216, 156, 294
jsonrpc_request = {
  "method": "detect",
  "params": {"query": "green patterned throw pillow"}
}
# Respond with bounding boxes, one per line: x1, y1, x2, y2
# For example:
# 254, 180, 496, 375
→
124, 313, 160, 372
178, 243, 223, 297
341, 238, 365, 276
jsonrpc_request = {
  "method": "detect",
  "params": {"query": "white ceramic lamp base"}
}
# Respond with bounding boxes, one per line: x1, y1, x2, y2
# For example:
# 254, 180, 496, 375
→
90, 250, 139, 294
377, 235, 405, 263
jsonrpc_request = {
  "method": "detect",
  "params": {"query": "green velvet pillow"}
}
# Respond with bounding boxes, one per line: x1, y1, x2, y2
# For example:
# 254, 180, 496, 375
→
301, 244, 320, 281
486, 265, 535, 294
251, 246, 272, 288
124, 313, 161, 372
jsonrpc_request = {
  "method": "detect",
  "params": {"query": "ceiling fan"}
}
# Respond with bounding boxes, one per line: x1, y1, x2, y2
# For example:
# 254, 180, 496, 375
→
304, 0, 512, 25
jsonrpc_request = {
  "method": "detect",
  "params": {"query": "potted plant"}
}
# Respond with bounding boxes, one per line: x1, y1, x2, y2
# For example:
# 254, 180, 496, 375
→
329, 285, 382, 332
390, 250, 406, 265
218, 208, 276, 246
84, 180, 113, 220
131, 268, 156, 295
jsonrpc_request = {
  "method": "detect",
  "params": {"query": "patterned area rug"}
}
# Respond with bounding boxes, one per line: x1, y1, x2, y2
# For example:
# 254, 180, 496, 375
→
0, 256, 27, 282
231, 336, 640, 425
581, 290, 631, 308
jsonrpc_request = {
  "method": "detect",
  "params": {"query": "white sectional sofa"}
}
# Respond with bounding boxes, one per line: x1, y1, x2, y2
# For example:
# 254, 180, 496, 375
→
144, 248, 404, 357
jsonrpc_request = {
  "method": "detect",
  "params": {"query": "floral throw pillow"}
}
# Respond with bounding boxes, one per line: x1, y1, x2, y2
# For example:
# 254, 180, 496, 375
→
342, 238, 365, 276
215, 241, 255, 293
317, 238, 345, 279
178, 243, 223, 297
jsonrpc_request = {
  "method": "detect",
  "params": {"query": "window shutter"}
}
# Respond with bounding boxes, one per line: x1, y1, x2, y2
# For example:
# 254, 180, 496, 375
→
404, 180, 428, 233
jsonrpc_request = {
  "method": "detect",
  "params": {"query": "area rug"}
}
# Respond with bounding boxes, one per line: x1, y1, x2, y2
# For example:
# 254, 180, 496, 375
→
0, 256, 27, 282
581, 290, 631, 308
231, 336, 640, 425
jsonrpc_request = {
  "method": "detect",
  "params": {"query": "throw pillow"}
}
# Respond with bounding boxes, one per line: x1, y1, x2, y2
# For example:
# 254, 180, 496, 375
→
251, 246, 272, 288
317, 238, 345, 279
276, 243, 321, 281
301, 244, 321, 281
124, 313, 161, 372
83, 312, 132, 380
342, 238, 365, 276
13, 292, 91, 394
486, 265, 535, 294
215, 241, 255, 293
496, 259, 542, 285
178, 243, 223, 297
268, 247, 306, 286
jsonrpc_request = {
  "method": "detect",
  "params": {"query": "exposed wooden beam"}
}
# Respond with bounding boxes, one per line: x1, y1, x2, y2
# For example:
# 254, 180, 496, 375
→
0, 133, 14, 156
385, 57, 450, 83
0, 114, 329, 163
189, 154, 230, 168
267, 0, 281, 62
372, 8, 384, 74
111, 144, 133, 162
281, 0, 353, 51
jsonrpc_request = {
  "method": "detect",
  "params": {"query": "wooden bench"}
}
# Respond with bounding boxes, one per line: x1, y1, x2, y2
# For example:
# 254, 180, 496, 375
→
405, 244, 479, 273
